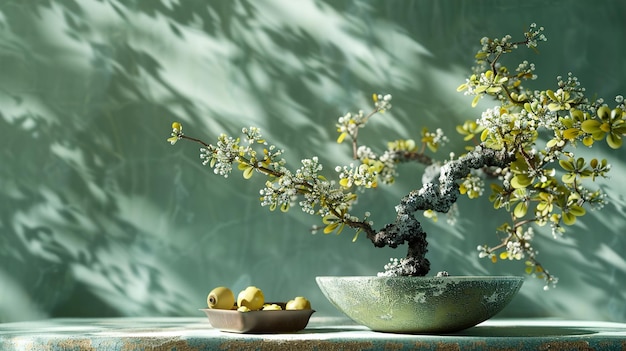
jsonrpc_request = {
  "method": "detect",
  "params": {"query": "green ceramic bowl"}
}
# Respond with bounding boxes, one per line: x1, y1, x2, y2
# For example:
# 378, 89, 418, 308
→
316, 276, 523, 334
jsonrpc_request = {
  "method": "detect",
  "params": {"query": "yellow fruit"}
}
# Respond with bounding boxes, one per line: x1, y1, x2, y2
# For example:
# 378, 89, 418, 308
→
207, 287, 235, 310
237, 286, 265, 311
262, 303, 282, 311
285, 296, 311, 310
237, 306, 251, 312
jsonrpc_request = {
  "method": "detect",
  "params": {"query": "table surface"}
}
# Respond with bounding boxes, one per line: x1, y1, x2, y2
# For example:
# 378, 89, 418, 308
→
1, 316, 625, 350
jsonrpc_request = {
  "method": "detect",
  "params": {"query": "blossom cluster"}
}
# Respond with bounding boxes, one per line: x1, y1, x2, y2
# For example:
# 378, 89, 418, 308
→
335, 94, 392, 145
459, 171, 485, 199
421, 128, 449, 151
524, 23, 547, 48
477, 226, 533, 265
336, 162, 381, 189
259, 171, 297, 212
336, 110, 366, 144
373, 93, 392, 111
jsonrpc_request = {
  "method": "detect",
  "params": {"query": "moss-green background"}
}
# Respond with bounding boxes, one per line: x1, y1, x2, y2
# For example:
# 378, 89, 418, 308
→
1, 0, 625, 322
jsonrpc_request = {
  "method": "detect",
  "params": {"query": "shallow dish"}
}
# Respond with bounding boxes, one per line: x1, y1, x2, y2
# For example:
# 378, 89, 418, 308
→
200, 303, 315, 333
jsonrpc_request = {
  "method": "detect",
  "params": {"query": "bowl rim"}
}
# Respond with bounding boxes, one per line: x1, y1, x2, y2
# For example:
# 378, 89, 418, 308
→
316, 275, 524, 281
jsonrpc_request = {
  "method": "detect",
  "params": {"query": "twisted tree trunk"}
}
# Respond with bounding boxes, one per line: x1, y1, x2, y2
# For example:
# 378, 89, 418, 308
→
367, 146, 515, 276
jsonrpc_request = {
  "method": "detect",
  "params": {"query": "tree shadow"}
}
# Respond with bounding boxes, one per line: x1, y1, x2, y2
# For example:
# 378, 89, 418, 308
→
0, 0, 624, 323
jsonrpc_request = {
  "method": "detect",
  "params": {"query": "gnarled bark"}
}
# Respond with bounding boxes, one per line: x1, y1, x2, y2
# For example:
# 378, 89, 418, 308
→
368, 146, 515, 276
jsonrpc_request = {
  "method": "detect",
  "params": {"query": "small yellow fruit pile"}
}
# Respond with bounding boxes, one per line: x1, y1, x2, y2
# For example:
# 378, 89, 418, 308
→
207, 286, 311, 312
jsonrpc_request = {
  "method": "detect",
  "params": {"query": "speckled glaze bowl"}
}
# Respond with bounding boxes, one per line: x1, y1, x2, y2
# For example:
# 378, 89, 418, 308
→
316, 276, 523, 334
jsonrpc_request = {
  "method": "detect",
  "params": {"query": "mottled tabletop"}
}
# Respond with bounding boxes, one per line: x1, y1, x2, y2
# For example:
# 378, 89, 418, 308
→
1, 316, 625, 350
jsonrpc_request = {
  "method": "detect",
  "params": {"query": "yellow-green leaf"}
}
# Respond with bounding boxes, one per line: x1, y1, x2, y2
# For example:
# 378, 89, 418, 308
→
493, 197, 502, 209
562, 173, 577, 184
611, 107, 624, 120
474, 85, 487, 94
600, 122, 611, 133
559, 159, 574, 171
597, 106, 611, 120
607, 132, 623, 149
581, 120, 601, 133
475, 52, 488, 59
524, 102, 533, 113
243, 166, 254, 179
471, 95, 481, 108
322, 215, 339, 224
480, 128, 489, 142
548, 103, 562, 111
514, 202, 528, 218
337, 132, 347, 144
459, 183, 468, 195
563, 128, 581, 140
614, 124, 626, 134
323, 223, 339, 234
167, 136, 179, 145
592, 130, 606, 141
570, 109, 584, 121
562, 212, 577, 225
511, 174, 532, 189
568, 205, 586, 217
336, 223, 345, 235
423, 209, 438, 222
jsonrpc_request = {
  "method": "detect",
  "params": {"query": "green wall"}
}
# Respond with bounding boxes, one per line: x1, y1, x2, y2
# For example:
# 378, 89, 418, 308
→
1, 0, 625, 322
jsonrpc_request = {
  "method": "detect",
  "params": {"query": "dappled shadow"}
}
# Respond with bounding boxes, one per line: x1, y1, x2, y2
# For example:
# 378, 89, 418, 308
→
0, 0, 625, 323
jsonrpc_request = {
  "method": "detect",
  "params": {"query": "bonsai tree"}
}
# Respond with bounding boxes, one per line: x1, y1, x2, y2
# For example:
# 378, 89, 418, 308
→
167, 24, 625, 289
